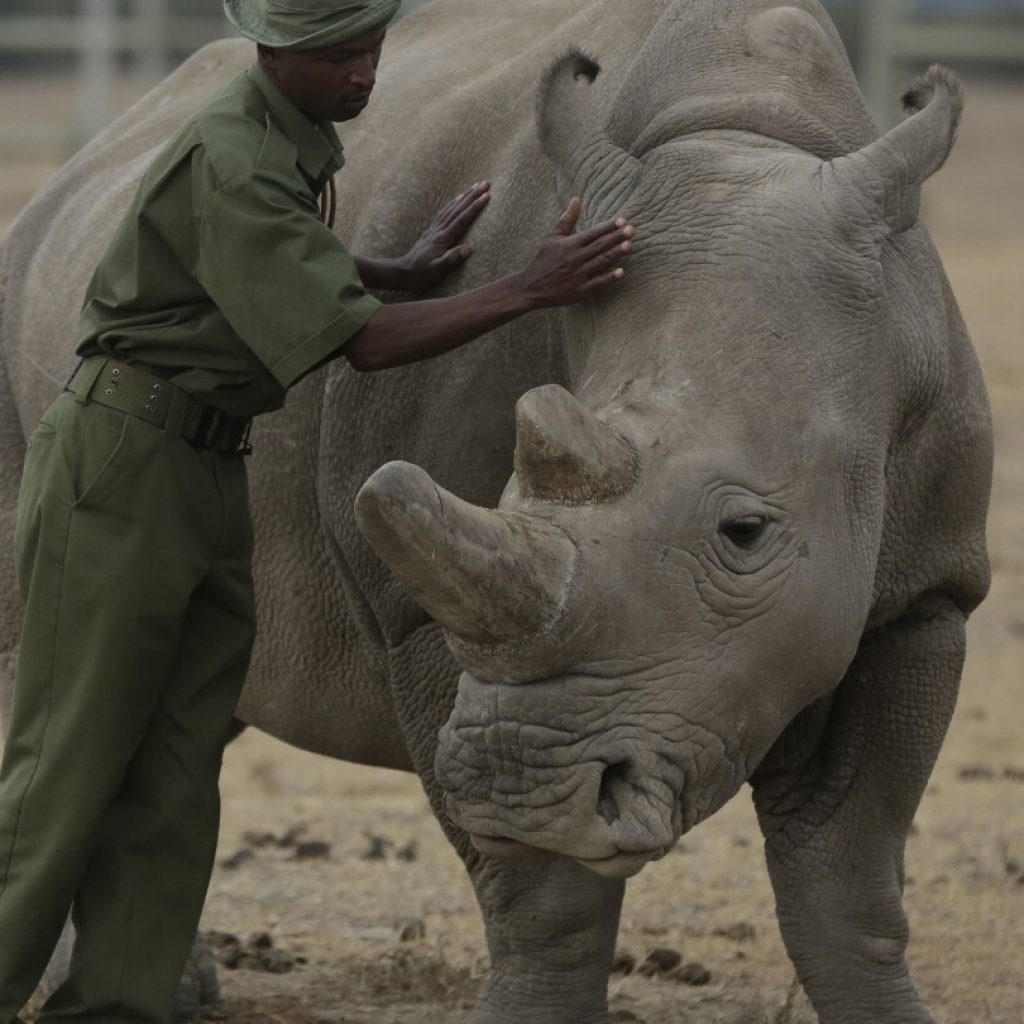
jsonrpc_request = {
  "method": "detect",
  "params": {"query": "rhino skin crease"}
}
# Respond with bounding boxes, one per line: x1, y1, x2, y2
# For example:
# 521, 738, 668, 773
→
0, 2, 992, 1022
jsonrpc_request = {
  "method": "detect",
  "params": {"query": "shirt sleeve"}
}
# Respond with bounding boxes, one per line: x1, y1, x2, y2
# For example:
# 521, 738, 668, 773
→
196, 169, 381, 389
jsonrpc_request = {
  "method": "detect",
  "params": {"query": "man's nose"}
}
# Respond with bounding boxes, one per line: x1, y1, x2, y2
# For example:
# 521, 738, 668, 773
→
348, 54, 376, 89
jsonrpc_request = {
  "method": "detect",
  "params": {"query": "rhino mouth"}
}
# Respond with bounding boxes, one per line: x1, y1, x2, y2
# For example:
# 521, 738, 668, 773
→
467, 831, 672, 880
441, 744, 691, 880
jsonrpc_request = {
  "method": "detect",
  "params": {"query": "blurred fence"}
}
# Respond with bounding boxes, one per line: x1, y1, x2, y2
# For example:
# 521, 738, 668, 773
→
0, 0, 432, 153
830, 0, 1024, 122
0, 0, 1022, 155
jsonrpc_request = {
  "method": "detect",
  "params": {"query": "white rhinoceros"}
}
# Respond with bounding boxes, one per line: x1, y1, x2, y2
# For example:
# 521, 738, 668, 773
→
0, 1, 992, 1022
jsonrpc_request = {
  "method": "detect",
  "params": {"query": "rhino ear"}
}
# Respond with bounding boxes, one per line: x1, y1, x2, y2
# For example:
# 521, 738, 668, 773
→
828, 65, 964, 233
536, 50, 641, 215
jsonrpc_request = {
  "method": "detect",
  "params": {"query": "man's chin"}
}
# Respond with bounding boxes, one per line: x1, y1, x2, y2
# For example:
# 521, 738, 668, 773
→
333, 96, 371, 121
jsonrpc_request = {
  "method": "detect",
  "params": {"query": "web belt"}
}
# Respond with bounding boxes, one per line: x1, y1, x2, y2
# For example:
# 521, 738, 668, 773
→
64, 356, 253, 456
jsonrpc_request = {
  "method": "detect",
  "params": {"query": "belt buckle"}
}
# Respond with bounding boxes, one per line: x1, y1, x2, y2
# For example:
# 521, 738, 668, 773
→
192, 405, 217, 450
236, 419, 253, 457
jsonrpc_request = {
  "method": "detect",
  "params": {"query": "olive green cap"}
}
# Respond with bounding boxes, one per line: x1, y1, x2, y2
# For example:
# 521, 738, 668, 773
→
224, 0, 401, 50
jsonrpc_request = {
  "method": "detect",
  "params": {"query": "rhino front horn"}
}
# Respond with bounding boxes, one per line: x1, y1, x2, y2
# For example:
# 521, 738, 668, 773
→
355, 461, 577, 646
515, 385, 637, 503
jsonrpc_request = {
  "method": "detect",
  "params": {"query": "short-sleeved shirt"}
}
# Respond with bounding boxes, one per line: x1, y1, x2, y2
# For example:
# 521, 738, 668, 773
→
76, 63, 381, 418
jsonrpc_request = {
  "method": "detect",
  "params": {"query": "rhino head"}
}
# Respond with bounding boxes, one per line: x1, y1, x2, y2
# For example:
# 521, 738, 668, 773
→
355, 34, 964, 878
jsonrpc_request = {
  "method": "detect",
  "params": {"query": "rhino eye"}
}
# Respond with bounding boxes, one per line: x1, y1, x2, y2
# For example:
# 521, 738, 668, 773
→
720, 515, 767, 548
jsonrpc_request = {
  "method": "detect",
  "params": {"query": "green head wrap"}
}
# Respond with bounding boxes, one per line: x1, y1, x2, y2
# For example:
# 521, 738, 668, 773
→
224, 0, 401, 50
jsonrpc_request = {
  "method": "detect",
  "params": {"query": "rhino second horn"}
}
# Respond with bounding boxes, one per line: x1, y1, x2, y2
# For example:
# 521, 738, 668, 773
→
515, 385, 637, 503
355, 461, 576, 646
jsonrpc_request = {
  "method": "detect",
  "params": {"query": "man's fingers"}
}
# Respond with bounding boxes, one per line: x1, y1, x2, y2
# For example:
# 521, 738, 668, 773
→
455, 181, 491, 208
575, 216, 632, 247
581, 231, 633, 266
435, 182, 489, 226
445, 193, 490, 236
583, 266, 626, 291
439, 186, 491, 232
583, 239, 632, 273
556, 197, 582, 236
433, 245, 471, 269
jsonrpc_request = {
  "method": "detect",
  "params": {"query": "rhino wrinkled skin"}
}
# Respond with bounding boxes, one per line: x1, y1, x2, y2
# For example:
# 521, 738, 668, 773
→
0, 1, 992, 1021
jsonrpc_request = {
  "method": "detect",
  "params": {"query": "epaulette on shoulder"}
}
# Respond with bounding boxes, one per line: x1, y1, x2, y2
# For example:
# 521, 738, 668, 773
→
194, 104, 278, 187
254, 113, 300, 177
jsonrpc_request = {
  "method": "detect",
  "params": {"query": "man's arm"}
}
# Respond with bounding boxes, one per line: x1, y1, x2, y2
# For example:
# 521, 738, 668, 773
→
345, 199, 633, 372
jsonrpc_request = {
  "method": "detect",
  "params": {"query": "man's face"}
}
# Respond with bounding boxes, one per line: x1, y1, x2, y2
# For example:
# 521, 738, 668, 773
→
259, 28, 386, 123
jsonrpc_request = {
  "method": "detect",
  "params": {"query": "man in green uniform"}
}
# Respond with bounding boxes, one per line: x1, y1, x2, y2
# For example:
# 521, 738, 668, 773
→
0, 1, 634, 1020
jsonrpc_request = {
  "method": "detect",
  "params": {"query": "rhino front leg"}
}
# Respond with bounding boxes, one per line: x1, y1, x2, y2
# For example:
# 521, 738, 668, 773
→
750, 595, 965, 1024
390, 623, 622, 1024
466, 852, 622, 1024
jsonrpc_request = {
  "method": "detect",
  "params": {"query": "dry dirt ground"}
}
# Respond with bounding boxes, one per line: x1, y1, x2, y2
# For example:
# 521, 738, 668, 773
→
1, 69, 1022, 1024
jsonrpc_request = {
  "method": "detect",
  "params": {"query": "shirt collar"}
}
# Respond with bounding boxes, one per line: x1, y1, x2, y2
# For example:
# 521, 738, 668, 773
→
247, 64, 344, 186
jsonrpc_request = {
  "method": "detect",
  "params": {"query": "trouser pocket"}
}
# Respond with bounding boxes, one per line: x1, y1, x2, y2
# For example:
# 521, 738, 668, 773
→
70, 405, 132, 509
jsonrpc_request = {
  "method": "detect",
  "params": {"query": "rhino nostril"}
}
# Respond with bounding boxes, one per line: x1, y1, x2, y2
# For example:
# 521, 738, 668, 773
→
597, 761, 630, 825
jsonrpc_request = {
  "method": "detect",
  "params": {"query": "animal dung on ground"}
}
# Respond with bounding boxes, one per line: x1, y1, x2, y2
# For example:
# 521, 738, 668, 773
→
241, 829, 278, 848
205, 929, 299, 973
203, 930, 241, 950
219, 848, 255, 871
361, 831, 393, 860
292, 839, 332, 860
234, 824, 333, 863
671, 962, 712, 986
396, 839, 419, 862
396, 916, 426, 942
610, 951, 637, 976
276, 824, 309, 848
712, 922, 756, 943
637, 947, 682, 976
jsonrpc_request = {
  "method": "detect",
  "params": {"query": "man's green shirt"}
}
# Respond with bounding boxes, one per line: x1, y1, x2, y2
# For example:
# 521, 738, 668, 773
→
76, 63, 381, 418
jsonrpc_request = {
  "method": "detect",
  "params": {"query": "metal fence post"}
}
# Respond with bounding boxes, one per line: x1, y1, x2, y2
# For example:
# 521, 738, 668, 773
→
861, 0, 898, 129
860, 0, 920, 130
76, 0, 117, 147
137, 0, 169, 86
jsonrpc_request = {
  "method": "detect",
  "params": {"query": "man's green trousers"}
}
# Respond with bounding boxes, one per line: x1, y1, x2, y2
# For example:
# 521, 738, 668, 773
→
0, 390, 256, 1022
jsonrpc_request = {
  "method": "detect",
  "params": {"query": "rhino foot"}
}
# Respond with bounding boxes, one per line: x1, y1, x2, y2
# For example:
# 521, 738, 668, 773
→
469, 1003, 607, 1024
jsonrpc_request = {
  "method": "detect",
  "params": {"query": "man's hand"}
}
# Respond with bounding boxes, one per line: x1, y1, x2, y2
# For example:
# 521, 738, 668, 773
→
344, 198, 635, 373
514, 198, 633, 308
354, 182, 491, 292
398, 181, 492, 292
